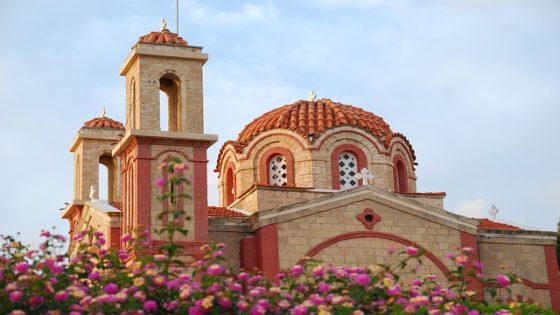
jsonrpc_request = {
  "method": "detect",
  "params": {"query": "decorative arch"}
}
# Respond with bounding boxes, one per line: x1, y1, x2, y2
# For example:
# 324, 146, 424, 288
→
258, 147, 295, 187
393, 155, 409, 193
315, 129, 388, 155
301, 231, 450, 277
242, 132, 307, 162
160, 155, 186, 225
330, 144, 368, 190
224, 161, 236, 206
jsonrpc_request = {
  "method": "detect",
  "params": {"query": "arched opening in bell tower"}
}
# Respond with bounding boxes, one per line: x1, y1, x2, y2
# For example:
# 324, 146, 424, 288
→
99, 154, 117, 202
159, 74, 181, 132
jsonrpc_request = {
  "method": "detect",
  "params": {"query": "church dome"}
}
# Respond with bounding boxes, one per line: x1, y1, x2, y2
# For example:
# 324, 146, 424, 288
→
83, 116, 124, 129
138, 28, 188, 46
237, 98, 394, 148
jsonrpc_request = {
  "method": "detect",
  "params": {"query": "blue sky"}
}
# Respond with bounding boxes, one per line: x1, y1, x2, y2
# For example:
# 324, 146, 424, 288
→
0, 0, 559, 247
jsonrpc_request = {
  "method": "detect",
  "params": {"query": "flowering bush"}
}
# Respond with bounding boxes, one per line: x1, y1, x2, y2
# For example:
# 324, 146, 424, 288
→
0, 159, 555, 314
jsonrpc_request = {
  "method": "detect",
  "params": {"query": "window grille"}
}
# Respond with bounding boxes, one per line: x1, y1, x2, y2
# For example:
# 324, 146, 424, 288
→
269, 155, 288, 186
338, 152, 358, 189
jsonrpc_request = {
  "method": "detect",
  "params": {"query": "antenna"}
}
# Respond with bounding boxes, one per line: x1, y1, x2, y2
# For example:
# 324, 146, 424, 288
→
176, 0, 179, 34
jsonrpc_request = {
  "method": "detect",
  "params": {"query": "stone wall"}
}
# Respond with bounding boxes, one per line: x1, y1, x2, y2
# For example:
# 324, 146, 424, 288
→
208, 218, 251, 272
276, 198, 462, 275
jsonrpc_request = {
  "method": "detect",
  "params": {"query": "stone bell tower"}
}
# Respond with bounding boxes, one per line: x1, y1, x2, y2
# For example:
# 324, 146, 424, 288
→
112, 23, 217, 261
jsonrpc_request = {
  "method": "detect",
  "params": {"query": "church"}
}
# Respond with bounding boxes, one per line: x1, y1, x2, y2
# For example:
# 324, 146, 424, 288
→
60, 25, 559, 311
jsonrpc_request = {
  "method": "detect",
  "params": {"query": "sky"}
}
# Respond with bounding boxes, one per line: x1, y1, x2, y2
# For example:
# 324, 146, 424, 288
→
0, 0, 559, 247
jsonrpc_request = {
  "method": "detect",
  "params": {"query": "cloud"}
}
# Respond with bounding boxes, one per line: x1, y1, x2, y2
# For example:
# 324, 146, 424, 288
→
454, 198, 486, 218
191, 3, 277, 26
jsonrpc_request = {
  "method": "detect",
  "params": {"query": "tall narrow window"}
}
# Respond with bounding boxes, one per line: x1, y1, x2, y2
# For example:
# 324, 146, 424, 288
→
338, 152, 358, 190
159, 74, 181, 132
269, 155, 288, 186
225, 167, 235, 205
161, 157, 185, 225
393, 157, 408, 193
98, 163, 108, 200
99, 155, 116, 202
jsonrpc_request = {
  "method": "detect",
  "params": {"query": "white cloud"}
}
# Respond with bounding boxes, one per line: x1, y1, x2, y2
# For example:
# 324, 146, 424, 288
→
454, 198, 486, 218
191, 3, 277, 26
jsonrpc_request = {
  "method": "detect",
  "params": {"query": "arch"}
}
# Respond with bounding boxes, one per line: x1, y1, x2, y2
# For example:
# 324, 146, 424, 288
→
160, 155, 186, 225
99, 154, 117, 201
224, 162, 236, 206
241, 131, 308, 162
301, 231, 450, 277
330, 144, 368, 190
159, 72, 182, 132
315, 128, 388, 155
258, 147, 295, 187
393, 155, 408, 193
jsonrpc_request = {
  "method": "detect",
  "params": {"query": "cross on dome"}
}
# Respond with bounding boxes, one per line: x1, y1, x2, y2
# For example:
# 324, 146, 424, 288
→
355, 168, 375, 185
161, 19, 168, 31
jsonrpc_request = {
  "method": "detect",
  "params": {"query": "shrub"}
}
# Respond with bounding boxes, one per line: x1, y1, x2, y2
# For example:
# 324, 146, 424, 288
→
0, 158, 554, 314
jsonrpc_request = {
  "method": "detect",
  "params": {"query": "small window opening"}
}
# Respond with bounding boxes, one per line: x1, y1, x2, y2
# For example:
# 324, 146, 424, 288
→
269, 155, 288, 186
225, 167, 235, 205
159, 76, 181, 132
99, 155, 116, 202
394, 159, 408, 193
364, 214, 374, 222
338, 152, 358, 189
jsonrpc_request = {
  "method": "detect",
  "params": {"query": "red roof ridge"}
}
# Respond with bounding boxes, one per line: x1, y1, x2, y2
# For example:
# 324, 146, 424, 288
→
474, 218, 521, 230
208, 206, 248, 218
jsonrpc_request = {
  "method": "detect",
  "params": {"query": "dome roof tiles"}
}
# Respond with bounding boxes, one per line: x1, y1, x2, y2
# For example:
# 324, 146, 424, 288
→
83, 116, 124, 129
138, 28, 188, 46
237, 98, 394, 147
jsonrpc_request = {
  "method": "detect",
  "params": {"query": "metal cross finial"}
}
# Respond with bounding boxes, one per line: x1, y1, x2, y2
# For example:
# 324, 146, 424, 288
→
307, 91, 316, 102
100, 106, 107, 117
489, 204, 499, 220
161, 19, 168, 31
356, 168, 375, 185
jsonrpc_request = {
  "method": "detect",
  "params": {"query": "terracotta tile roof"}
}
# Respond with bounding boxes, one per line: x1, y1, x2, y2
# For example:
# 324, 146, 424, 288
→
237, 98, 394, 148
397, 192, 446, 197
391, 132, 417, 162
83, 116, 124, 129
208, 206, 248, 218
475, 218, 521, 230
138, 28, 188, 46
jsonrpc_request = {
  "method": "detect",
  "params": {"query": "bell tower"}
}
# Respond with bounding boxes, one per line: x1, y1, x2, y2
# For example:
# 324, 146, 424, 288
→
113, 24, 217, 261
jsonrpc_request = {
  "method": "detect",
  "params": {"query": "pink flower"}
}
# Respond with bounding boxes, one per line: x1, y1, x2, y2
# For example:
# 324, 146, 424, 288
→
159, 162, 168, 170
14, 262, 29, 274
88, 272, 100, 280
152, 275, 167, 286
454, 254, 468, 266
212, 250, 224, 259
237, 272, 249, 281
387, 285, 401, 295
121, 233, 132, 243
291, 265, 304, 277
9, 291, 23, 303
156, 177, 166, 187
144, 300, 157, 312
291, 305, 308, 315
318, 281, 330, 293
219, 297, 232, 309
173, 163, 188, 172
386, 246, 397, 254
206, 264, 223, 276
28, 295, 44, 307
355, 274, 371, 286
406, 246, 418, 256
104, 283, 119, 294
496, 274, 510, 287
467, 310, 480, 315
54, 291, 69, 301
118, 250, 129, 260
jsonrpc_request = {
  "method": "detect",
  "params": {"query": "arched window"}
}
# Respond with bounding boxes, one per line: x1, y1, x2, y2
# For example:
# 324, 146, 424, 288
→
159, 74, 181, 132
338, 151, 359, 190
269, 155, 288, 186
393, 156, 409, 193
161, 156, 185, 225
330, 144, 368, 190
258, 147, 295, 187
225, 166, 236, 205
99, 154, 116, 202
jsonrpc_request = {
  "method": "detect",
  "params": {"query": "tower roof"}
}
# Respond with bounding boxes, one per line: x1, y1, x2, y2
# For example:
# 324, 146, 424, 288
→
237, 98, 394, 147
83, 116, 124, 129
138, 28, 189, 47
